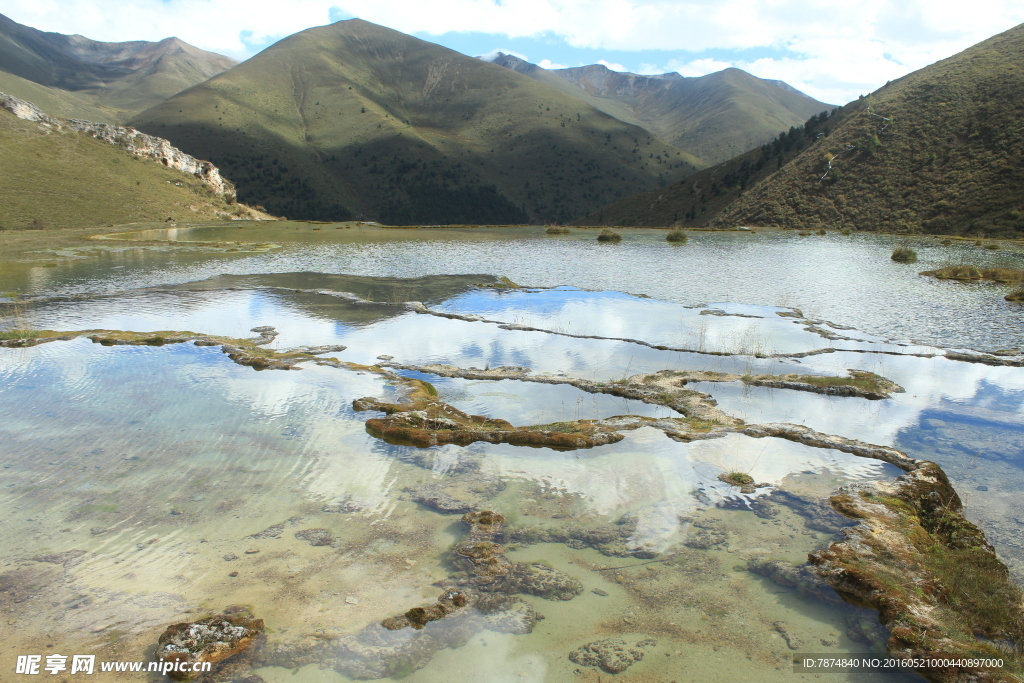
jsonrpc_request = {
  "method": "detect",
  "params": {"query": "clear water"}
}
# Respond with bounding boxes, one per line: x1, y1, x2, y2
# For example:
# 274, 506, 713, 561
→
2, 224, 1021, 682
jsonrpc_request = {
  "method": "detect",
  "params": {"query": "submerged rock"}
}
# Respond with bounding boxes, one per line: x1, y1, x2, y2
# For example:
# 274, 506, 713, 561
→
569, 637, 651, 674
155, 610, 264, 681
249, 523, 285, 539
294, 528, 334, 547
755, 489, 851, 534
773, 621, 803, 650
505, 513, 654, 558
844, 612, 889, 648
382, 510, 579, 637
381, 589, 468, 630
259, 593, 543, 680
30, 550, 86, 567
685, 519, 728, 550
488, 562, 584, 601
747, 559, 842, 605
409, 486, 478, 513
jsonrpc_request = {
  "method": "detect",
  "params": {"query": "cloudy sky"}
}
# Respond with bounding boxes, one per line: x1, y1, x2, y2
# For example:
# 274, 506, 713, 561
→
3, 0, 1023, 105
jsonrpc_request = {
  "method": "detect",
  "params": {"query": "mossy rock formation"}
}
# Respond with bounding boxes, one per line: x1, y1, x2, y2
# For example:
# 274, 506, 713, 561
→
810, 461, 1024, 681
155, 609, 264, 681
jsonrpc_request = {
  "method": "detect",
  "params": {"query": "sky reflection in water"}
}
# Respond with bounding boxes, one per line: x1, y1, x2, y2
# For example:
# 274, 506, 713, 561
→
2, 229, 1022, 681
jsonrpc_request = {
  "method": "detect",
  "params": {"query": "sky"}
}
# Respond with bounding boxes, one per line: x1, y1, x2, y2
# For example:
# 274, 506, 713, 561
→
3, 0, 1024, 105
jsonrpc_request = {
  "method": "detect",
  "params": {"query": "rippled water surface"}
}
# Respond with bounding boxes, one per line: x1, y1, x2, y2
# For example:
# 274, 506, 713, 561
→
3, 222, 1023, 350
2, 224, 1022, 682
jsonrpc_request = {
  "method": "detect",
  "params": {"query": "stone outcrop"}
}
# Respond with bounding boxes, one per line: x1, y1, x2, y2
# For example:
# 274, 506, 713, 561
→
353, 385, 628, 450
809, 460, 1024, 682
155, 609, 264, 681
373, 362, 741, 426
671, 369, 904, 400
1, 91, 233, 199
737, 423, 918, 469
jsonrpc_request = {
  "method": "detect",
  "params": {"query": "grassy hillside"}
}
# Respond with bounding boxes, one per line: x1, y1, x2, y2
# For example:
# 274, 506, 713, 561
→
0, 107, 257, 230
0, 13, 235, 122
700, 23, 1024, 236
0, 70, 122, 122
490, 55, 830, 166
575, 108, 845, 227
129, 19, 702, 224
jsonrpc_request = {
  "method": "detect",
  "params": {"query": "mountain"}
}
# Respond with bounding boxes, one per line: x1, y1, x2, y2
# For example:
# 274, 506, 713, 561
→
0, 92, 264, 230
129, 19, 704, 224
0, 13, 236, 122
486, 53, 643, 129
582, 22, 1024, 238
574, 108, 844, 227
699, 23, 1024, 236
487, 53, 830, 166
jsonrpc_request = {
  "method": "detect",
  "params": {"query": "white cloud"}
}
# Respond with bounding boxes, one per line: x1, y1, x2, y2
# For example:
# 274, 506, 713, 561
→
537, 58, 569, 70
664, 57, 732, 78
597, 58, 627, 72
1, 0, 1023, 102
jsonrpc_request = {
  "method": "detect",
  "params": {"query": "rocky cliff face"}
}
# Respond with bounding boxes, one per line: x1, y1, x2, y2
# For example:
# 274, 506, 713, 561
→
0, 90, 233, 200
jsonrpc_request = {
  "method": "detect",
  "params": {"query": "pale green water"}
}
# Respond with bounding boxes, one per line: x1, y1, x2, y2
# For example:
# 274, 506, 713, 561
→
1, 224, 1021, 682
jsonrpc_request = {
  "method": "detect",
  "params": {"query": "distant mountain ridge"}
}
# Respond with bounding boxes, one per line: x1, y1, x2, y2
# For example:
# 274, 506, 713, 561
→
581, 21, 1024, 238
130, 19, 704, 224
486, 52, 830, 165
0, 12, 236, 122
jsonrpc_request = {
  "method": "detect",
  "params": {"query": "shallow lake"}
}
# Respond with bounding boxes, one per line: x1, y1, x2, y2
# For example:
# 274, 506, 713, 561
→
1, 223, 1021, 682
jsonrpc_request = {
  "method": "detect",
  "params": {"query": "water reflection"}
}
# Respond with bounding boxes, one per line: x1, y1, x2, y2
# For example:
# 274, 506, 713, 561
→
4, 266, 1022, 681
1, 332, 907, 681
4, 225, 1023, 351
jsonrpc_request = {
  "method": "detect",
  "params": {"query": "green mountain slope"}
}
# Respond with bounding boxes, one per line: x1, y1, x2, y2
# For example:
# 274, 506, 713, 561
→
0, 12, 236, 122
699, 23, 1024, 236
0, 105, 259, 230
575, 108, 844, 227
0, 70, 121, 121
129, 19, 703, 224
489, 53, 830, 166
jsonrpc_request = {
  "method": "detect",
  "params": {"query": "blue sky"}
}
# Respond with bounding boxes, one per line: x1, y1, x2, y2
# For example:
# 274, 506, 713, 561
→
3, 0, 1024, 105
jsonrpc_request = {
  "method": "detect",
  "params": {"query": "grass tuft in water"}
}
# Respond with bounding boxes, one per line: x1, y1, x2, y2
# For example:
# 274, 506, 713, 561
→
891, 246, 918, 263
1006, 287, 1024, 302
597, 229, 622, 242
796, 373, 891, 392
921, 266, 1024, 282
0, 329, 44, 340
666, 229, 688, 243
718, 472, 754, 487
